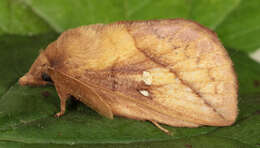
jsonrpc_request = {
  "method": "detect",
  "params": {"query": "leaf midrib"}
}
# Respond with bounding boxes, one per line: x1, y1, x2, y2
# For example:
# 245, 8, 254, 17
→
21, 0, 61, 33
0, 80, 18, 101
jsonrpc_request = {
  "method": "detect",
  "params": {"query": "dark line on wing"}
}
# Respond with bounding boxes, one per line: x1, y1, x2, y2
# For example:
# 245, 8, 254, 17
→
128, 28, 226, 121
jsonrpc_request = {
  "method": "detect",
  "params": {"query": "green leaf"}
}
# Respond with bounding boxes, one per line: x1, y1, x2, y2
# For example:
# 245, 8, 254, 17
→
210, 114, 260, 146
0, 135, 256, 148
229, 49, 260, 95
23, 0, 126, 32
0, 28, 4, 35
0, 0, 53, 35
125, 0, 190, 20
216, 0, 260, 52
0, 0, 260, 148
188, 0, 241, 29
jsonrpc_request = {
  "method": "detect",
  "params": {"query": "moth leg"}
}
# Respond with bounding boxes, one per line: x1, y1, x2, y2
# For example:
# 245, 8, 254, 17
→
151, 120, 171, 135
55, 97, 69, 117
55, 85, 70, 117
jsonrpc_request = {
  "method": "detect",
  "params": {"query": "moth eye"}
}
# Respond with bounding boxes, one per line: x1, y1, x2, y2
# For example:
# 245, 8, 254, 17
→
41, 73, 53, 82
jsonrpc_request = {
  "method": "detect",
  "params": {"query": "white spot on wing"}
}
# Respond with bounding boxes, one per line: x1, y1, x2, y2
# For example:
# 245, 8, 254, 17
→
143, 71, 152, 85
139, 90, 150, 97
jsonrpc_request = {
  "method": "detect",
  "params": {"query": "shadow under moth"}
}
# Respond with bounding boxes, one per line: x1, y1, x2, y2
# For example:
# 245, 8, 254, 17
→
19, 19, 238, 133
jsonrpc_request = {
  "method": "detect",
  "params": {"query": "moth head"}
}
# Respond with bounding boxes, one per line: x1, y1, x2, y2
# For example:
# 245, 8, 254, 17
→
19, 50, 52, 86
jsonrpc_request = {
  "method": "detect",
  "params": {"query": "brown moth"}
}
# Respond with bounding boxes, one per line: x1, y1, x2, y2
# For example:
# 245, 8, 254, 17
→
19, 19, 238, 132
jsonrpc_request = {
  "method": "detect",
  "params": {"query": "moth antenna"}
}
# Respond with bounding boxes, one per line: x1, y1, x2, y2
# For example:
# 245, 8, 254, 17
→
151, 120, 171, 135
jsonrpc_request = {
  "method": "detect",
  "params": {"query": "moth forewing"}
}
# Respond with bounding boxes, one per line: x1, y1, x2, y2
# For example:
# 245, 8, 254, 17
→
19, 19, 238, 130
94, 88, 200, 127
48, 68, 113, 119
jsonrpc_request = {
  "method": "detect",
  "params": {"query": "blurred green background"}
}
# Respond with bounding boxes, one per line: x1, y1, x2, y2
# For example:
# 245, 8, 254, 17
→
0, 0, 259, 148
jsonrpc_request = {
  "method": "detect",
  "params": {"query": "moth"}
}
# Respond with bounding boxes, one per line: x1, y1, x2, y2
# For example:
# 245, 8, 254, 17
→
19, 19, 238, 133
